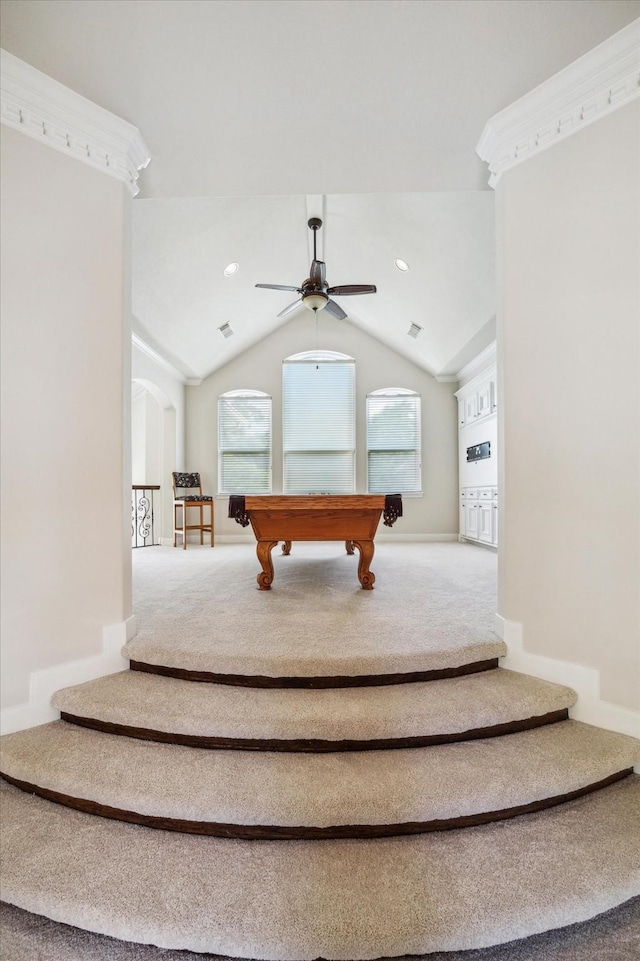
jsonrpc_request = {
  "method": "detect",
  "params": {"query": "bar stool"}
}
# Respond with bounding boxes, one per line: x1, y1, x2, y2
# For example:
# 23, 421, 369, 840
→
172, 472, 214, 549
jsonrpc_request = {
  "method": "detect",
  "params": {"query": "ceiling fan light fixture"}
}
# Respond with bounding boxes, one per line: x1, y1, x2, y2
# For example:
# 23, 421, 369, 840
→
394, 259, 410, 272
302, 292, 328, 312
223, 262, 239, 277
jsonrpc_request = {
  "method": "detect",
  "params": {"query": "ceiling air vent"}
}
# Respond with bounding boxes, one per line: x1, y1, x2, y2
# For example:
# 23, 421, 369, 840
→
218, 323, 234, 339
407, 323, 422, 339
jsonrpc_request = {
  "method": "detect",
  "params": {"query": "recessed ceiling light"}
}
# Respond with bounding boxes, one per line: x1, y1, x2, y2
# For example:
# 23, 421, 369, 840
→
223, 262, 239, 277
394, 259, 409, 272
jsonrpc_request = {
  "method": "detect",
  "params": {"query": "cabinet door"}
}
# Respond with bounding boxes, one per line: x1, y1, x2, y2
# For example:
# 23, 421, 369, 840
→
464, 394, 478, 423
478, 503, 493, 544
477, 379, 496, 418
492, 502, 498, 545
465, 504, 479, 540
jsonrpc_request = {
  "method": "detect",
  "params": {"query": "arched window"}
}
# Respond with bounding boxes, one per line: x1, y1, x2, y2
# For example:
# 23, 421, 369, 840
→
283, 351, 355, 494
366, 388, 421, 493
218, 389, 272, 494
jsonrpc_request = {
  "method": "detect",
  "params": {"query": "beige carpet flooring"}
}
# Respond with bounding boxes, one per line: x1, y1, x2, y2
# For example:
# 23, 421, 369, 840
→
2, 543, 639, 959
2, 777, 639, 960
123, 543, 505, 677
2, 898, 639, 961
51, 668, 576, 743
2, 719, 638, 829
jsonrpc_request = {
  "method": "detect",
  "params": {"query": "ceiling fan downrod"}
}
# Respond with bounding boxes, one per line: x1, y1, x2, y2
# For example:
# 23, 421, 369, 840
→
308, 217, 322, 264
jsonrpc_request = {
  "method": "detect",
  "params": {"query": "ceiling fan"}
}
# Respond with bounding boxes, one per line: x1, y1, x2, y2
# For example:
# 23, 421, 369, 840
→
255, 218, 377, 321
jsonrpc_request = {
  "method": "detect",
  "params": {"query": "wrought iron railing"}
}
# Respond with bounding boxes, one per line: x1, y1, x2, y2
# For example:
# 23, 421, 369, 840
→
131, 485, 160, 548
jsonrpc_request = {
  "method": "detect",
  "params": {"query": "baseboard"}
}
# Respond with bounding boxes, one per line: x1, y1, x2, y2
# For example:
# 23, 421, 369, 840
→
496, 615, 640, 745
0, 616, 136, 736
377, 533, 459, 543
459, 536, 497, 551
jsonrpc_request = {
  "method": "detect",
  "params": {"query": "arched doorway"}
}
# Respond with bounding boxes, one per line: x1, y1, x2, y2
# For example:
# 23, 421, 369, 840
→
131, 379, 177, 545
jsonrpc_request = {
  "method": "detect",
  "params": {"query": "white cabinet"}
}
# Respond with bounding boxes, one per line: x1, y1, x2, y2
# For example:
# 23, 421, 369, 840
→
477, 379, 496, 420
458, 373, 496, 427
463, 393, 477, 426
460, 487, 498, 546
456, 360, 498, 549
466, 502, 480, 539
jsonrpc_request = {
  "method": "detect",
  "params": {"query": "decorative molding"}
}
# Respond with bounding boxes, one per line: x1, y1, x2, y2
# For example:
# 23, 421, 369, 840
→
496, 615, 640, 745
132, 333, 187, 384
454, 342, 497, 388
0, 48, 150, 196
0, 616, 135, 735
476, 20, 640, 188
186, 378, 203, 387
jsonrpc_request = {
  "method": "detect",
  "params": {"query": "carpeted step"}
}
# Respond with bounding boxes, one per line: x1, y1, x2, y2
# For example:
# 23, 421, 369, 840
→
126, 542, 505, 686
122, 628, 507, 689
2, 720, 638, 839
2, 776, 638, 960
51, 668, 576, 751
3, 898, 639, 961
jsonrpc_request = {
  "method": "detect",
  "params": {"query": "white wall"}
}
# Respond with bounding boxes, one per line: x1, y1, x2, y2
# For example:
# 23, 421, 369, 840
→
187, 312, 459, 540
497, 101, 640, 712
131, 389, 147, 483
131, 339, 186, 541
0, 126, 132, 709
131, 339, 185, 468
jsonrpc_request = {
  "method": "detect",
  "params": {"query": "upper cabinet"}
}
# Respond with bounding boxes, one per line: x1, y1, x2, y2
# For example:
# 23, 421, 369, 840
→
457, 368, 497, 428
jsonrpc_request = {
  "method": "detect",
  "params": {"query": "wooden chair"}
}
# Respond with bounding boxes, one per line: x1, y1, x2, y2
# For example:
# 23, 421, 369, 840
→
172, 472, 214, 549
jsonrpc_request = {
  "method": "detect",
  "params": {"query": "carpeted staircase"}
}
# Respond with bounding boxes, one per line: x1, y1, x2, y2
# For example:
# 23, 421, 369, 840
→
1, 543, 639, 960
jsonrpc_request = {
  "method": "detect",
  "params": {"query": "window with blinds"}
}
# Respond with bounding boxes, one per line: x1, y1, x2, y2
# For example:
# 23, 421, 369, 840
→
218, 390, 272, 494
283, 352, 355, 494
367, 388, 421, 493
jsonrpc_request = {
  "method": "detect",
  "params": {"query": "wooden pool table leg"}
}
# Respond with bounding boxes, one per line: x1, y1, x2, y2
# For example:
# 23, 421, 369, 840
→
256, 540, 278, 590
345, 540, 355, 555
281, 541, 292, 555
352, 539, 376, 589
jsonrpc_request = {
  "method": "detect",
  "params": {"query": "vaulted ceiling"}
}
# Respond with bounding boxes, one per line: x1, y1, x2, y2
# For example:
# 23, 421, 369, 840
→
2, 0, 637, 380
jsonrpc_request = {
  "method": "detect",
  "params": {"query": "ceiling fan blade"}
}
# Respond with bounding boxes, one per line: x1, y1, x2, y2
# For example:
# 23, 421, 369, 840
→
310, 260, 326, 286
255, 283, 301, 292
326, 284, 377, 296
324, 299, 348, 321
277, 298, 303, 318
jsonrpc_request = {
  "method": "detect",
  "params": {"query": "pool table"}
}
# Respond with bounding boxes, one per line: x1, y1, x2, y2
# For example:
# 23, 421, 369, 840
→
230, 494, 402, 590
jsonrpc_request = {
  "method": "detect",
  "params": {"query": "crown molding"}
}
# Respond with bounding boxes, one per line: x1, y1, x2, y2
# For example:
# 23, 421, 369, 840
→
0, 48, 151, 196
455, 342, 497, 386
476, 19, 640, 188
131, 333, 187, 383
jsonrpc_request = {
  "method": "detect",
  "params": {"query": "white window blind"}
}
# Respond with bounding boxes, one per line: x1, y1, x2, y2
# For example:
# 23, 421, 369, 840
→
283, 352, 355, 494
218, 390, 272, 494
367, 389, 421, 493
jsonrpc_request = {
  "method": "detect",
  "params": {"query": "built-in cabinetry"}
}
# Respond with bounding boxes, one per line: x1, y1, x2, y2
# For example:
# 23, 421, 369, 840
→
455, 360, 498, 548
460, 486, 498, 547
